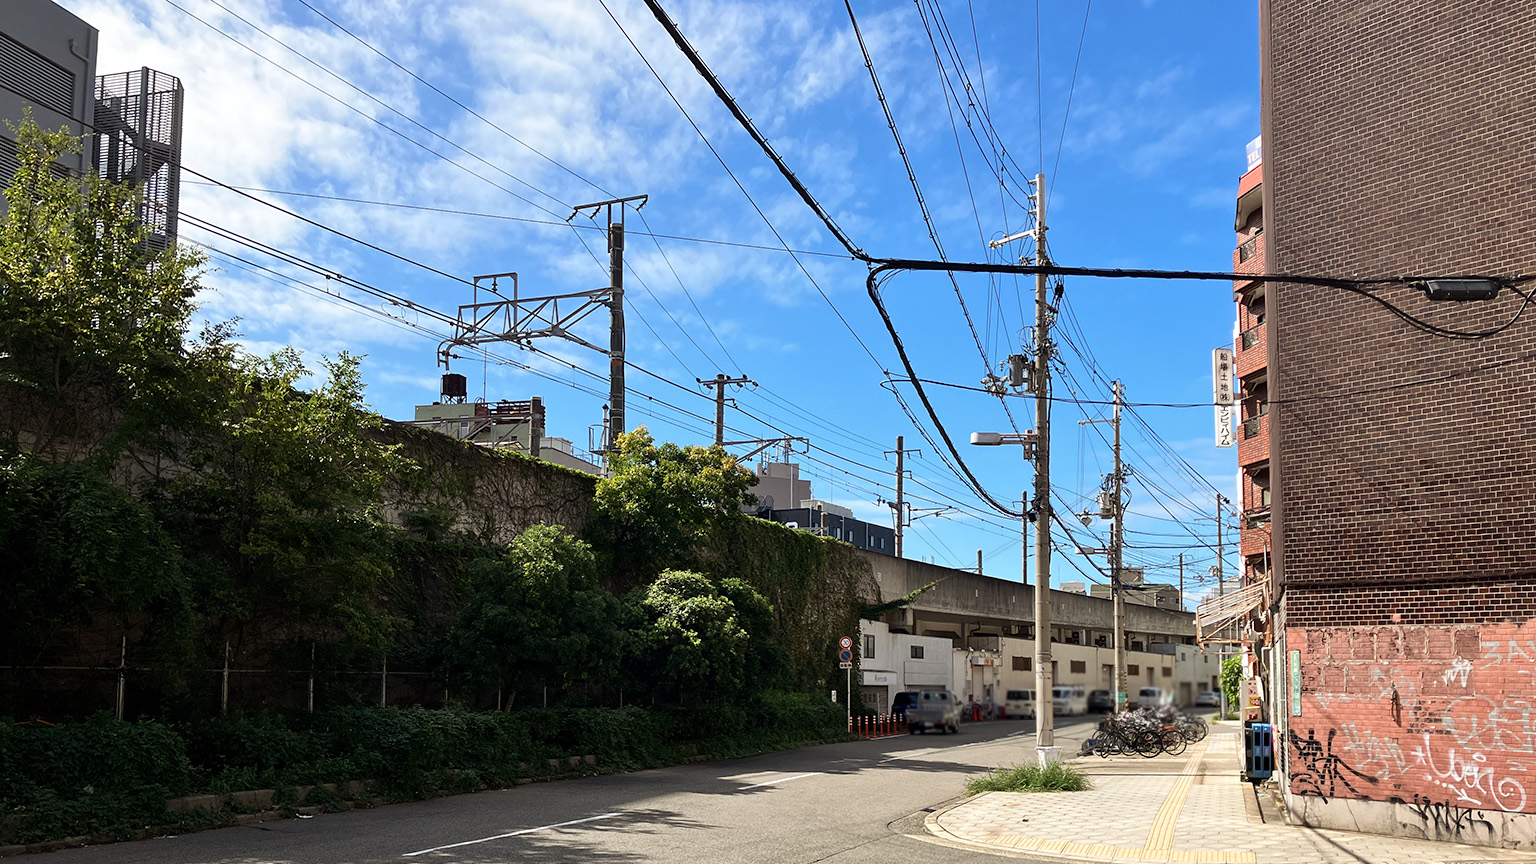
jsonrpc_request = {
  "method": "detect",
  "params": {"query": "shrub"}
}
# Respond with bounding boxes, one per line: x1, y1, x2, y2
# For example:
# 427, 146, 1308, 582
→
965, 762, 1090, 795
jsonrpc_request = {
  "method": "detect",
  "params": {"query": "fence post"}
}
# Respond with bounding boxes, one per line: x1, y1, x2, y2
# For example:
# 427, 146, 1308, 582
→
221, 640, 230, 716
307, 643, 315, 713
380, 655, 387, 707
115, 636, 126, 721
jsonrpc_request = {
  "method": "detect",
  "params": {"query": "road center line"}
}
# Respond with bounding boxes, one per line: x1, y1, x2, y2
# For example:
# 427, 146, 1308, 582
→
402, 812, 622, 857
738, 771, 821, 790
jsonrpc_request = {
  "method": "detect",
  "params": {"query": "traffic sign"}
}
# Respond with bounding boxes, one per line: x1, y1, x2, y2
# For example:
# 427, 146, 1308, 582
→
838, 648, 852, 663
839, 636, 852, 649
839, 661, 853, 669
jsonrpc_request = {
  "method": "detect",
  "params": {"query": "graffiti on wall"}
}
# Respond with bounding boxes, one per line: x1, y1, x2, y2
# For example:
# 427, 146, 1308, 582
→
1289, 727, 1377, 797
1286, 620, 1536, 823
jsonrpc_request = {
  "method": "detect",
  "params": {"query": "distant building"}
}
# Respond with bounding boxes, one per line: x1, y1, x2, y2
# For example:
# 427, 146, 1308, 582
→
1090, 581, 1181, 611
747, 462, 811, 514
409, 375, 603, 475
765, 502, 895, 556
2, 0, 184, 248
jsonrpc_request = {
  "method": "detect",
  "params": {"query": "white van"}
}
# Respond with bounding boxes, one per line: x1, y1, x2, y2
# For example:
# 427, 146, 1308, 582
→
1052, 685, 1087, 716
1137, 687, 1172, 708
1002, 689, 1035, 718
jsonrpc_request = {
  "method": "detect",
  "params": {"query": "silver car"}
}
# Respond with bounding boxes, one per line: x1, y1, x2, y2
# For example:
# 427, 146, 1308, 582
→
906, 689, 962, 734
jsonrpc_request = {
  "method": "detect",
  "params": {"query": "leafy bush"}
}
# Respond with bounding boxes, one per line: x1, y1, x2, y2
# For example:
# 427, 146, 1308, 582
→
965, 762, 1090, 794
2, 695, 844, 845
0, 713, 192, 842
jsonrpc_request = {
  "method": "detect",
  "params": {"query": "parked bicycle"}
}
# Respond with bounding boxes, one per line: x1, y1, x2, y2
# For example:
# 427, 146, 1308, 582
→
1081, 706, 1203, 758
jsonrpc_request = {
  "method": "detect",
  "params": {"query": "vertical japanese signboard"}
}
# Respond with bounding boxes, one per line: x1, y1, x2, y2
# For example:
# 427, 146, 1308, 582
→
1213, 348, 1235, 448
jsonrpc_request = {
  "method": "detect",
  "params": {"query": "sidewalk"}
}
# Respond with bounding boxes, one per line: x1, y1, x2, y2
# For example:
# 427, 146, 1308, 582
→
927, 721, 1536, 864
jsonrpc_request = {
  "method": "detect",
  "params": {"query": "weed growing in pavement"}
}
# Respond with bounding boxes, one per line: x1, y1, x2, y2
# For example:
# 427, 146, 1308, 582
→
965, 762, 1090, 795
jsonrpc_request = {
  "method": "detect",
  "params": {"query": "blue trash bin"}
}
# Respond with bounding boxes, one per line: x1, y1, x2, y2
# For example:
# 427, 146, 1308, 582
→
1244, 721, 1274, 781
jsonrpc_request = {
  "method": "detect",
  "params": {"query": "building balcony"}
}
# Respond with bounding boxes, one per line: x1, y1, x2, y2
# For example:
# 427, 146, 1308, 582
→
1236, 325, 1266, 378
1237, 413, 1269, 469
1240, 523, 1271, 558
1232, 232, 1266, 274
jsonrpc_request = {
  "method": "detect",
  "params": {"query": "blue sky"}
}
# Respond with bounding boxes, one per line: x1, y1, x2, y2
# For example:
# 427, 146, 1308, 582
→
67, 0, 1260, 605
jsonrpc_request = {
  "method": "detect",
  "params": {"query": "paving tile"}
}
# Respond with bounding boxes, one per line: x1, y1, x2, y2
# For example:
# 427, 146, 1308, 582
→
931, 723, 1536, 864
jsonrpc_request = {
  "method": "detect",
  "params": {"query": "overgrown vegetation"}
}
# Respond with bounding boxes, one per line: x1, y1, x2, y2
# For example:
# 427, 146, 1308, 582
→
0, 122, 873, 845
965, 762, 1091, 795
1, 696, 844, 844
1220, 656, 1242, 710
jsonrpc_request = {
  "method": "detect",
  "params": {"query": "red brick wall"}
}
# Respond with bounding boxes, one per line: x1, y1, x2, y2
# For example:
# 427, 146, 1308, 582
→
1286, 622, 1536, 814
1264, 0, 1536, 615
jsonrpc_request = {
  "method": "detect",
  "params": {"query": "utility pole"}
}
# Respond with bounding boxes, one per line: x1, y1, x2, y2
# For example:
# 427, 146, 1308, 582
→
698, 373, 753, 446
885, 436, 920, 558
1021, 491, 1029, 586
1031, 173, 1056, 759
1111, 380, 1127, 715
1178, 552, 1185, 611
1216, 494, 1227, 596
981, 172, 1052, 761
571, 194, 648, 450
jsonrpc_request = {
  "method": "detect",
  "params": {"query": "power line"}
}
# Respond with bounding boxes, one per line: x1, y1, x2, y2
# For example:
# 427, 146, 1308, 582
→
159, 0, 567, 219
179, 182, 850, 259
291, 0, 611, 199
601, 0, 887, 371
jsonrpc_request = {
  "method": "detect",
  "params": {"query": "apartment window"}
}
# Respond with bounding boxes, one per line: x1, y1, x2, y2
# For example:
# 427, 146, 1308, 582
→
1070, 660, 1086, 674
1162, 667, 1173, 678
1012, 656, 1031, 671
910, 645, 924, 659
1128, 664, 1140, 676
864, 634, 875, 659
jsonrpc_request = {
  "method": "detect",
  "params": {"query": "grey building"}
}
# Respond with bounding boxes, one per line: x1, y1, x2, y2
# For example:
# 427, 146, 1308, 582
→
767, 504, 896, 556
2, 0, 183, 249
1, 0, 98, 184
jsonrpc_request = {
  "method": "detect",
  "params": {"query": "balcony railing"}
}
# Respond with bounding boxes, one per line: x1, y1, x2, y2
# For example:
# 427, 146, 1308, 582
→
1243, 416, 1262, 439
1238, 235, 1260, 263
1241, 327, 1261, 349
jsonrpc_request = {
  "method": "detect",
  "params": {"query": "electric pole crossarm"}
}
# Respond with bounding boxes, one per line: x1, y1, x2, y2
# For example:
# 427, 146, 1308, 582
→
721, 436, 806, 461
437, 289, 614, 366
699, 373, 756, 446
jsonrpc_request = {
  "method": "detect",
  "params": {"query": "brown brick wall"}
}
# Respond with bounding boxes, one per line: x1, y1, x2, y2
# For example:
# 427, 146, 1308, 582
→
1264, 0, 1536, 627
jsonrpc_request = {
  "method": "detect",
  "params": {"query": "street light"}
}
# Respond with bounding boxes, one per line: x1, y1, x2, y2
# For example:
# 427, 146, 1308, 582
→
971, 429, 1058, 765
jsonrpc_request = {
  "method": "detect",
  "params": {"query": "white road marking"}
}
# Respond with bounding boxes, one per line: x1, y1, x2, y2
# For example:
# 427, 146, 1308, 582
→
738, 771, 822, 790
402, 813, 622, 857
879, 731, 1034, 762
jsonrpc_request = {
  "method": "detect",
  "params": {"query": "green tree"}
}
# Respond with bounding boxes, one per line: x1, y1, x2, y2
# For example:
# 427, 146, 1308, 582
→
0, 118, 212, 463
165, 349, 409, 650
1220, 655, 1243, 712
591, 427, 756, 590
446, 525, 622, 708
627, 570, 770, 704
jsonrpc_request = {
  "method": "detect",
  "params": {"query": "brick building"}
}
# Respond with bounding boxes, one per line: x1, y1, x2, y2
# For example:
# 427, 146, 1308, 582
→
1242, 0, 1536, 848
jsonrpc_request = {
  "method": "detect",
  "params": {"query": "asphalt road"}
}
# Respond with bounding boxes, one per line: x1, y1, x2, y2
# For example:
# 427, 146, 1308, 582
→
16, 715, 1103, 864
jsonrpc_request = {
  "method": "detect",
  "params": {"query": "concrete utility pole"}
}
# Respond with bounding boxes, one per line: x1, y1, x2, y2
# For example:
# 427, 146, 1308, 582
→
1032, 172, 1056, 759
885, 436, 920, 557
1216, 494, 1227, 595
1111, 380, 1127, 714
698, 373, 753, 446
977, 172, 1053, 762
1178, 552, 1185, 612
607, 220, 626, 445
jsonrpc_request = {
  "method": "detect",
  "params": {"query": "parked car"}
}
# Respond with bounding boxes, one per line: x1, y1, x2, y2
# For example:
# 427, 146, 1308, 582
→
906, 690, 962, 734
1195, 690, 1222, 707
1052, 685, 1088, 716
892, 690, 921, 720
1137, 686, 1172, 708
1002, 689, 1036, 718
1088, 689, 1114, 712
